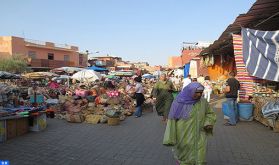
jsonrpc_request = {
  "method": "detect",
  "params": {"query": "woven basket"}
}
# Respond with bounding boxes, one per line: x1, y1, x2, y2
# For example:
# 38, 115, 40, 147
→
108, 117, 120, 126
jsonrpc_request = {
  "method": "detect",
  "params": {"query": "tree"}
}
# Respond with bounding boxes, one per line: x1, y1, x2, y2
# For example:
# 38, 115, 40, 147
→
0, 55, 29, 73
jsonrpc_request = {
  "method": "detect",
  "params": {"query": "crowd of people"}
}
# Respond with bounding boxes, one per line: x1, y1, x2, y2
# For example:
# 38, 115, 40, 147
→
1, 71, 240, 165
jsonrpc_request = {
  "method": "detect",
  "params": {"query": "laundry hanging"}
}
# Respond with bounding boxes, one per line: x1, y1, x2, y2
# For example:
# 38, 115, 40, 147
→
233, 34, 259, 99
242, 28, 279, 82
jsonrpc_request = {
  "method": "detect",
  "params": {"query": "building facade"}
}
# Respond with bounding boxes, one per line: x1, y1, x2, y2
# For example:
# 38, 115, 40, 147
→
168, 56, 182, 69
0, 36, 87, 69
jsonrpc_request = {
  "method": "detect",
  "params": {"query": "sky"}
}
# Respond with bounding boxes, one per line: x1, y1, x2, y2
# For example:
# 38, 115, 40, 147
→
0, 0, 255, 66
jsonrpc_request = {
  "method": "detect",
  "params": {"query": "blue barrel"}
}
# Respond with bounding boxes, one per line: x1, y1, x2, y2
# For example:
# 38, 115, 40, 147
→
238, 103, 253, 120
222, 102, 230, 117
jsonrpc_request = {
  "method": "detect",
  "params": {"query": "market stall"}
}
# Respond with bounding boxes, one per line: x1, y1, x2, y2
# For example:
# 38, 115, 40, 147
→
0, 82, 47, 143
232, 29, 279, 131
50, 77, 156, 126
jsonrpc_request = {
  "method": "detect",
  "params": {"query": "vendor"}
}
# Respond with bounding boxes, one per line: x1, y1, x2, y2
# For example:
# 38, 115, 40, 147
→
28, 83, 38, 97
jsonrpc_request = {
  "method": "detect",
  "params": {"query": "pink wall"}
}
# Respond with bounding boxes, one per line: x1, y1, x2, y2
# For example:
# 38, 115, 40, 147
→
0, 36, 86, 67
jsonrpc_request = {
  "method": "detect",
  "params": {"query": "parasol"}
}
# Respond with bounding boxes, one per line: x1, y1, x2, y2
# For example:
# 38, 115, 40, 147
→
71, 70, 101, 82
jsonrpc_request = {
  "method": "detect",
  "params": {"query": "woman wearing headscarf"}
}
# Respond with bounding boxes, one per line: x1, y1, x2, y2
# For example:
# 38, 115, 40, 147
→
151, 73, 175, 121
133, 76, 145, 118
163, 82, 216, 165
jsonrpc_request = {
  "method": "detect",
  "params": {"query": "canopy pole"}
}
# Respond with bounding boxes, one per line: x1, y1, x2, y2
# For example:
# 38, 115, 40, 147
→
255, 12, 279, 28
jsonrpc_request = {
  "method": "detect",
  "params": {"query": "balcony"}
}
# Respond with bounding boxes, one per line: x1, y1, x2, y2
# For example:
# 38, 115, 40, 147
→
29, 59, 75, 68
24, 39, 78, 52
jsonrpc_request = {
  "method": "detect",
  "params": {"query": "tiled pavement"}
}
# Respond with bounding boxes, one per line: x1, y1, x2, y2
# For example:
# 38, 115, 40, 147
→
0, 111, 175, 165
1, 100, 279, 165
207, 100, 279, 165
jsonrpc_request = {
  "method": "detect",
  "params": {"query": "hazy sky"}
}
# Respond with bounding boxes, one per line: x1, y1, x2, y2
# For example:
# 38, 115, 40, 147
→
0, 0, 255, 65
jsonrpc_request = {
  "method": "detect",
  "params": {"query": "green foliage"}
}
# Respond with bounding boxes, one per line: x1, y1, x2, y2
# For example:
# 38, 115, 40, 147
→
0, 55, 29, 73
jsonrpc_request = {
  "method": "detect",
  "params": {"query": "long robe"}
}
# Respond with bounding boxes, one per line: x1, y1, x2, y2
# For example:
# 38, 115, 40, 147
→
152, 80, 174, 117
163, 98, 216, 165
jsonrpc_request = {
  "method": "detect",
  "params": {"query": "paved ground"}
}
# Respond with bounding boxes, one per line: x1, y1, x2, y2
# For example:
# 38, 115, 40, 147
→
207, 100, 279, 165
1, 100, 279, 165
0, 111, 175, 165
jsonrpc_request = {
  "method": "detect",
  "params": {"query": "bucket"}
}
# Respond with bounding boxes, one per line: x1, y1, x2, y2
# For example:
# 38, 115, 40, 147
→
238, 103, 253, 120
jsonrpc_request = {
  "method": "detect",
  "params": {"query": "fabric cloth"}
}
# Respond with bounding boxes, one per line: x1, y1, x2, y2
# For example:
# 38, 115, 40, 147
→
106, 90, 119, 98
184, 63, 190, 78
152, 80, 174, 117
135, 82, 144, 93
134, 105, 143, 117
262, 101, 279, 118
182, 78, 192, 89
233, 34, 259, 99
163, 98, 216, 165
176, 82, 204, 105
168, 83, 204, 120
225, 78, 240, 98
48, 82, 60, 89
225, 98, 238, 125
135, 93, 145, 107
242, 28, 279, 82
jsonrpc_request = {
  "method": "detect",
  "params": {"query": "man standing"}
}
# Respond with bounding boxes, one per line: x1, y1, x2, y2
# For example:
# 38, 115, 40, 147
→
224, 71, 240, 126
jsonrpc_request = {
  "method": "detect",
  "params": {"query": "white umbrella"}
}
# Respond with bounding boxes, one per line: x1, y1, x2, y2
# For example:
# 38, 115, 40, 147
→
72, 70, 101, 82
52, 67, 84, 73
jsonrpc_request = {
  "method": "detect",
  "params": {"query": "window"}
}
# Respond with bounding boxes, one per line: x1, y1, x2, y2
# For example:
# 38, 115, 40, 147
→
28, 51, 36, 59
48, 53, 54, 60
64, 55, 70, 61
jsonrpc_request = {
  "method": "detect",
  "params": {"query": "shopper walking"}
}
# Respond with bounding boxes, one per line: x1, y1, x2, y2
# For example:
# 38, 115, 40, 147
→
151, 73, 174, 122
133, 76, 145, 118
203, 76, 212, 102
163, 82, 216, 165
